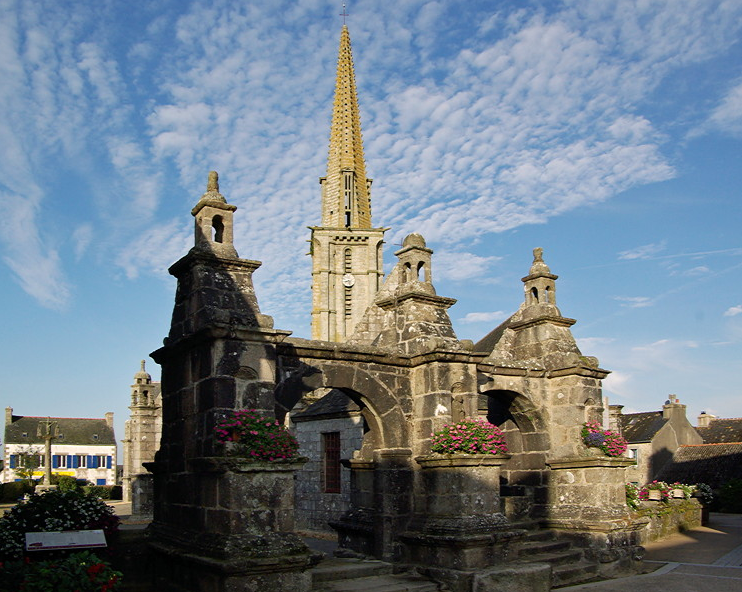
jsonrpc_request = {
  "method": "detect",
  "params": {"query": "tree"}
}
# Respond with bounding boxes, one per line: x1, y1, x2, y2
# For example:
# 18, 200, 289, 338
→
12, 446, 43, 482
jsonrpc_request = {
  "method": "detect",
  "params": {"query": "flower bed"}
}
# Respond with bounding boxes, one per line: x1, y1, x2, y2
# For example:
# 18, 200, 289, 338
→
215, 409, 299, 461
430, 419, 508, 455
581, 422, 627, 457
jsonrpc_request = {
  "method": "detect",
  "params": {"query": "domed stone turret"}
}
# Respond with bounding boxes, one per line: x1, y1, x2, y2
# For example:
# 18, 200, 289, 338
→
134, 360, 151, 385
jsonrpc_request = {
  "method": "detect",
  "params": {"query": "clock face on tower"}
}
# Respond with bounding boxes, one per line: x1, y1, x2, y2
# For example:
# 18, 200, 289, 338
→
342, 273, 355, 288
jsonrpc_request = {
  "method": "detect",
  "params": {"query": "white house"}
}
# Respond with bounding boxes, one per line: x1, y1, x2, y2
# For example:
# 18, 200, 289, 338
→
2, 407, 117, 485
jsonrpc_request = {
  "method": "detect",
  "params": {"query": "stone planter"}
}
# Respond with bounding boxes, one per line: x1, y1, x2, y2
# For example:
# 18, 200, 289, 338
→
672, 488, 685, 499
647, 489, 662, 501
150, 455, 313, 592
401, 453, 516, 572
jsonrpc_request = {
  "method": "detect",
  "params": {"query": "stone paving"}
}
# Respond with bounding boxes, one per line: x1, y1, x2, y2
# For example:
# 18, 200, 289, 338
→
564, 513, 742, 590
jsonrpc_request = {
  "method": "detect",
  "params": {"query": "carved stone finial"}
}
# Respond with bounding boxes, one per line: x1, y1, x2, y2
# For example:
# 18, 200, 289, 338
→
140, 360, 146, 372
533, 247, 544, 262
207, 171, 219, 192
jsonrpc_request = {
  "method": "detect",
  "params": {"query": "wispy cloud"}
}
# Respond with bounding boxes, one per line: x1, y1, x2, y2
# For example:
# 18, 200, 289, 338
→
618, 242, 667, 261
725, 305, 742, 317
615, 296, 654, 308
459, 311, 507, 324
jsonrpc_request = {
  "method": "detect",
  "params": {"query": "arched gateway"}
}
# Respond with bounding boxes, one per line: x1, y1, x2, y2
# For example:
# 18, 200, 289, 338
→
142, 23, 645, 592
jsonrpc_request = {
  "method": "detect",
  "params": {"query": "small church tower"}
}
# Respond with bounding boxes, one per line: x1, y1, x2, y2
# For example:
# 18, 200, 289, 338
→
310, 25, 387, 342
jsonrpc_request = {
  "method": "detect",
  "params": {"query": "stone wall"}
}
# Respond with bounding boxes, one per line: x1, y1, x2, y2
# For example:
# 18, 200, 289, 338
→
634, 499, 703, 544
293, 414, 364, 532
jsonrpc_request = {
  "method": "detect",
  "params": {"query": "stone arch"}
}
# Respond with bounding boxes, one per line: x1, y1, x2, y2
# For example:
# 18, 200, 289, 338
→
275, 360, 409, 451
479, 385, 550, 520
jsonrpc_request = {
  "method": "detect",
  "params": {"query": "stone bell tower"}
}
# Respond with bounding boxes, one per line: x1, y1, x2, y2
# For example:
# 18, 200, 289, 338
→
310, 25, 387, 342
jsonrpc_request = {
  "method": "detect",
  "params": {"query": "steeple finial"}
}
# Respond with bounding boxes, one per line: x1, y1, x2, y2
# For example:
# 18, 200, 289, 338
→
207, 171, 219, 192
340, 3, 349, 25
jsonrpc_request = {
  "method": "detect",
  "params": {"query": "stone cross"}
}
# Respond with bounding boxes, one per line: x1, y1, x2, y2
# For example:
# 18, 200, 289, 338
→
36, 418, 58, 486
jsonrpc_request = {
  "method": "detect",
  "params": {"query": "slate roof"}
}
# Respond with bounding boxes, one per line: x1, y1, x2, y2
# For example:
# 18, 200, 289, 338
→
696, 418, 742, 444
655, 443, 742, 489
473, 314, 516, 354
292, 389, 360, 422
619, 411, 668, 443
4, 415, 116, 446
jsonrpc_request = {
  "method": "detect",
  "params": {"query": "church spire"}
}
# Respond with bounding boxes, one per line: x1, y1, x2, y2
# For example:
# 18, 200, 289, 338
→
310, 25, 387, 342
321, 25, 372, 229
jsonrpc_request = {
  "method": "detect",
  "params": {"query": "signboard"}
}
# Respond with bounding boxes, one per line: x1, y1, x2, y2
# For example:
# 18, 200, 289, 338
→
25, 529, 107, 551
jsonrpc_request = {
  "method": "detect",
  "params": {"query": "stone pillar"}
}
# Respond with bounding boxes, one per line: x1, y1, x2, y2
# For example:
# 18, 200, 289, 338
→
373, 448, 414, 562
332, 458, 376, 556
545, 456, 647, 577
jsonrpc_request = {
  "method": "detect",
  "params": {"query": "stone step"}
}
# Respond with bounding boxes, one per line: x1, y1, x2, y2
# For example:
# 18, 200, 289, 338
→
522, 548, 584, 567
551, 560, 601, 588
515, 539, 572, 557
311, 558, 394, 584
314, 573, 440, 592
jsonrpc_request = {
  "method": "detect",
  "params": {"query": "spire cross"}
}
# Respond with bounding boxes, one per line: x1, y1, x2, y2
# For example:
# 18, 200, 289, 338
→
340, 3, 349, 24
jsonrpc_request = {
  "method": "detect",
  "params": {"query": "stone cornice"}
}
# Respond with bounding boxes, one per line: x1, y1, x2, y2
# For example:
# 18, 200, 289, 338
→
547, 456, 636, 469
168, 250, 262, 278
375, 291, 457, 310
508, 315, 576, 331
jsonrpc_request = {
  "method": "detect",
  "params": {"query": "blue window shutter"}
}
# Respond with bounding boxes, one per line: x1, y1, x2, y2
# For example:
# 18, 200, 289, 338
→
96, 478, 106, 485
52, 455, 59, 469
10, 454, 17, 469
67, 455, 73, 468
87, 455, 94, 468
71, 455, 78, 469
106, 456, 112, 469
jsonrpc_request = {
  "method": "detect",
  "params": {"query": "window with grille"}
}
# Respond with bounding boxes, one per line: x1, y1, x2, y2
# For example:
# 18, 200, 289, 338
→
322, 432, 341, 493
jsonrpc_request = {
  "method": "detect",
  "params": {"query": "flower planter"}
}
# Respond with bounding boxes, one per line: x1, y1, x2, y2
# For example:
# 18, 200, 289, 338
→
672, 488, 685, 499
647, 489, 662, 501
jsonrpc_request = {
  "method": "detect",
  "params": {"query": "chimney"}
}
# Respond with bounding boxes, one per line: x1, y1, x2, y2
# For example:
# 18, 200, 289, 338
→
662, 394, 686, 422
697, 411, 715, 428
104, 412, 114, 429
5, 407, 12, 425
608, 404, 624, 434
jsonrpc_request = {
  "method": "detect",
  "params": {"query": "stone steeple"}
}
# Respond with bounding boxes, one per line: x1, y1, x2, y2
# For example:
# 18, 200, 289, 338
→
321, 25, 372, 229
310, 26, 387, 342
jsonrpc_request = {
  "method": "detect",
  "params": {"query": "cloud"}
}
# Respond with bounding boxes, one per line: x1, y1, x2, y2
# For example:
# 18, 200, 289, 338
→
431, 250, 501, 282
459, 311, 507, 324
705, 79, 742, 137
615, 296, 654, 308
724, 305, 742, 317
72, 225, 93, 261
618, 242, 667, 261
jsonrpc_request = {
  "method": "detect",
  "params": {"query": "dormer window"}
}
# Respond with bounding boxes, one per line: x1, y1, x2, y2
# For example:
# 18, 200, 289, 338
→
93, 434, 99, 441
22, 432, 28, 438
58, 434, 64, 441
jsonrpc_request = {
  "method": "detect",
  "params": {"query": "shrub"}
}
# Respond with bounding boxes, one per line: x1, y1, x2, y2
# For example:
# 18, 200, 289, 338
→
694, 482, 714, 506
54, 475, 90, 493
581, 422, 628, 457
625, 483, 640, 510
718, 478, 742, 513
0, 489, 120, 561
430, 419, 508, 455
0, 550, 122, 592
215, 409, 299, 461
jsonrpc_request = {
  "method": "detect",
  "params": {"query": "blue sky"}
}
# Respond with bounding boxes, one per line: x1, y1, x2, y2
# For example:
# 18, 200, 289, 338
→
1, 0, 741, 449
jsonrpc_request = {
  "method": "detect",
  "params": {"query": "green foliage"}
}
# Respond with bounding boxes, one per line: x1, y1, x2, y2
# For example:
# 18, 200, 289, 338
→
625, 483, 640, 510
81, 485, 121, 500
430, 419, 508, 455
55, 475, 89, 493
717, 479, 742, 513
694, 482, 714, 506
11, 447, 43, 482
0, 551, 122, 592
0, 490, 120, 561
